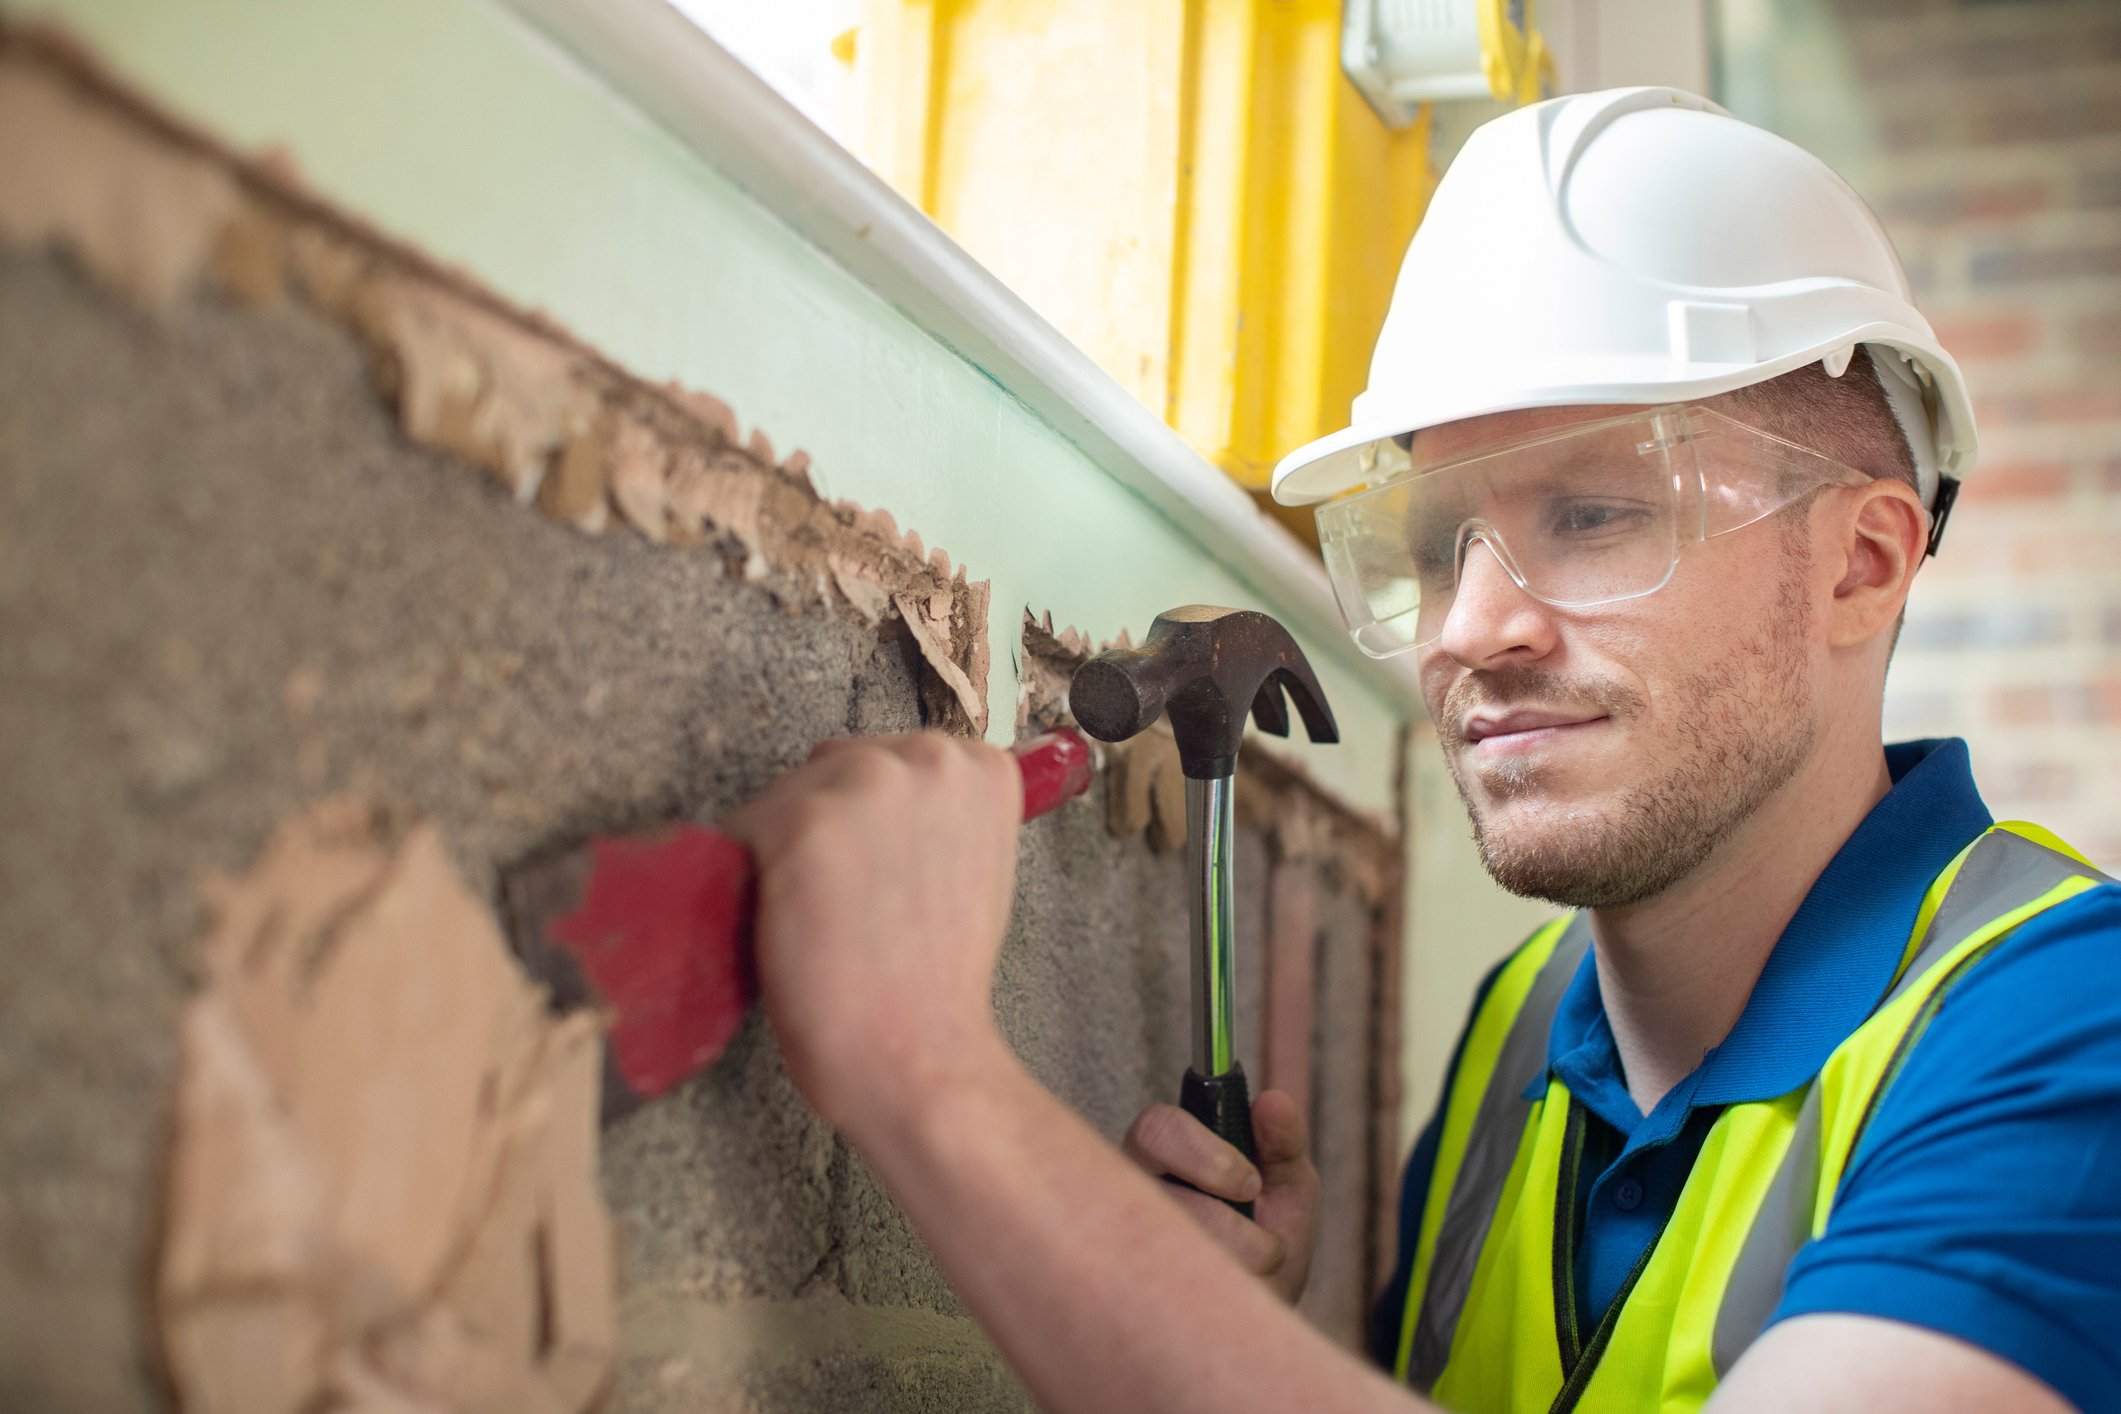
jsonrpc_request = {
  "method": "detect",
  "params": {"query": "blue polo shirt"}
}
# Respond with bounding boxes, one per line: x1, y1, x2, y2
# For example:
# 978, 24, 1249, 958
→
1369, 739, 2121, 1411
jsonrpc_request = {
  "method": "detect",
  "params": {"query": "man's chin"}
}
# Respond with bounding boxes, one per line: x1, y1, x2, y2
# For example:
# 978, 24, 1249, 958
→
1455, 758, 1603, 820
1466, 799, 1612, 862
1461, 795, 1669, 909
1471, 819, 1654, 909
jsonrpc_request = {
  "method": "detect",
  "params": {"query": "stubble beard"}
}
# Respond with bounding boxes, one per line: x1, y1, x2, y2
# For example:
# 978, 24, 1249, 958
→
1444, 556, 1818, 910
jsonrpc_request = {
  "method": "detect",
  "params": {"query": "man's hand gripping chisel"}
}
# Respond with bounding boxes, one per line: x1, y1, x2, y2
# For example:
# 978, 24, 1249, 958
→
502, 729, 1094, 1122
1068, 607, 1338, 1218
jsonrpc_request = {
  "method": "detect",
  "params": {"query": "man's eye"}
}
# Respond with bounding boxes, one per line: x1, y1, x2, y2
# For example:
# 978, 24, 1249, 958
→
1547, 498, 1648, 536
1410, 528, 1458, 579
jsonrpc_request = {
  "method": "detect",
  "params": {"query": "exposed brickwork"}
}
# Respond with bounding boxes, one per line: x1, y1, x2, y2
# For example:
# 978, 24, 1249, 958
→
1723, 0, 2121, 871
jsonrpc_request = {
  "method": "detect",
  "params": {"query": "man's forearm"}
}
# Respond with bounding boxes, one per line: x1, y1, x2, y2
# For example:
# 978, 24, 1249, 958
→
844, 1038, 1429, 1414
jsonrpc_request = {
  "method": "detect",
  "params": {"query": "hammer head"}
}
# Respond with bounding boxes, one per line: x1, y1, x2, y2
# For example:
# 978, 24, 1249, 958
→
1068, 606, 1339, 779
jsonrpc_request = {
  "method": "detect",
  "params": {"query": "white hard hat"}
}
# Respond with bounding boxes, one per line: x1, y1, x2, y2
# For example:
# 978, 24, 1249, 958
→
1272, 87, 1976, 510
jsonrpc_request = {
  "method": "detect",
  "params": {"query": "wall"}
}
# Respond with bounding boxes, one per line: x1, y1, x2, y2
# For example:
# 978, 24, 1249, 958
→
0, 9, 1417, 1411
1716, 0, 2121, 871
1543, 0, 1712, 96
0, 0, 1412, 813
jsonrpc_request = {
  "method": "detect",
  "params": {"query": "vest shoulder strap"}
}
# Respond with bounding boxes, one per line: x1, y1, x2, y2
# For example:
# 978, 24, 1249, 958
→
1709, 823, 2113, 1374
1403, 913, 1592, 1389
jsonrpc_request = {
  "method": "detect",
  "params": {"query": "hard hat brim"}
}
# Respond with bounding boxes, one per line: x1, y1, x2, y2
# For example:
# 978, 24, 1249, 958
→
1271, 333, 1976, 507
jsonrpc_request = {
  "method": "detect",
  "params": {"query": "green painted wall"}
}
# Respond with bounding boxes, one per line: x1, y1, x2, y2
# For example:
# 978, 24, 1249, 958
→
4, 0, 1414, 818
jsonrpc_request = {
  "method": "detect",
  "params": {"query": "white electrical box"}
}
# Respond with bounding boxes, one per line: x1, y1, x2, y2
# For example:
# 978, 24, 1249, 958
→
1342, 0, 1545, 128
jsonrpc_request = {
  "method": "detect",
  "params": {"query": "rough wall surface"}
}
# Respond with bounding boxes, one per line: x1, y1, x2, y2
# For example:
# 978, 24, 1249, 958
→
0, 33, 1403, 1412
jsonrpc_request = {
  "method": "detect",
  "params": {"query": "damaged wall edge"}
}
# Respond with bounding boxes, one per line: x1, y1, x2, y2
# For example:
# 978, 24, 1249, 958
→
163, 798, 618, 1414
0, 0, 1419, 827
0, 18, 1423, 1406
0, 23, 993, 736
494, 0, 1424, 711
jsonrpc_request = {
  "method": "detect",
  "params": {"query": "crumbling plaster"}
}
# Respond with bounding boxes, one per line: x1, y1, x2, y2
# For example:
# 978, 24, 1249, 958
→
0, 235, 1339, 1405
3, 0, 1459, 1229
0, 38, 993, 736
0, 29, 1408, 1412
0, 0, 1413, 821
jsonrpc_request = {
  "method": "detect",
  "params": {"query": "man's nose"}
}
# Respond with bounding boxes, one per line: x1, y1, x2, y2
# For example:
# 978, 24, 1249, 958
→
1434, 536, 1559, 668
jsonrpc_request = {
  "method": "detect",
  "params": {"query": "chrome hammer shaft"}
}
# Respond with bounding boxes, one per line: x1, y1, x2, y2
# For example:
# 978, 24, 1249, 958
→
1186, 775, 1237, 1078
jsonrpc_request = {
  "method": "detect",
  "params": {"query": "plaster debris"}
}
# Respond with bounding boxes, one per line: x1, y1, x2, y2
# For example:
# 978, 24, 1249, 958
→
0, 56, 235, 308
540, 419, 616, 532
894, 581, 990, 739
0, 27, 994, 738
606, 414, 673, 544
665, 452, 767, 558
1105, 728, 1189, 854
210, 202, 287, 308
829, 558, 893, 625
159, 798, 615, 1414
1017, 609, 1093, 731
353, 273, 592, 502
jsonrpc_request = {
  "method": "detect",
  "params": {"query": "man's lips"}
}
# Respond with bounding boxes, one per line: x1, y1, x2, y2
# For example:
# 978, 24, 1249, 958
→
1460, 708, 1609, 750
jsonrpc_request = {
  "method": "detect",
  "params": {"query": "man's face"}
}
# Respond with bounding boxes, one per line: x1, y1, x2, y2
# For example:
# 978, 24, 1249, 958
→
1411, 405, 1825, 909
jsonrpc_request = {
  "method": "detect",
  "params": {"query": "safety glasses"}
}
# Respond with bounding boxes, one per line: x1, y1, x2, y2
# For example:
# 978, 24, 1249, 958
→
1316, 405, 1878, 659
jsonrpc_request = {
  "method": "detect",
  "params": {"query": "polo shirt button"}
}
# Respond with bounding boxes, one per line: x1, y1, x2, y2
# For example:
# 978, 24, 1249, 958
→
1614, 1177, 1645, 1212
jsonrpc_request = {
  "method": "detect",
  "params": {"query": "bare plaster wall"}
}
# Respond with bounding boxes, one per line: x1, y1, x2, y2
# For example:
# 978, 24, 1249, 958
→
0, 243, 1049, 1408
0, 241, 1396, 1410
0, 34, 1403, 1410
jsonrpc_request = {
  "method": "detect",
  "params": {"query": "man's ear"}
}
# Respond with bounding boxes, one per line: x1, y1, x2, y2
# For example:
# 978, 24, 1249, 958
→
1826, 480, 1927, 649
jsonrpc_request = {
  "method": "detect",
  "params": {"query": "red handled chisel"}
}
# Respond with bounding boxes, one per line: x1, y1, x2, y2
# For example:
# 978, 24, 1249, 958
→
501, 729, 1094, 1122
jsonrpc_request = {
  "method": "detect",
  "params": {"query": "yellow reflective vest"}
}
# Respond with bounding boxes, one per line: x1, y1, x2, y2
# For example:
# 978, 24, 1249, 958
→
1394, 822, 2111, 1412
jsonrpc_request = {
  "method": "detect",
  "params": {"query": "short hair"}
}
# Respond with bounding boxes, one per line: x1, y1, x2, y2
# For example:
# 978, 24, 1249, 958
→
1711, 346, 1919, 493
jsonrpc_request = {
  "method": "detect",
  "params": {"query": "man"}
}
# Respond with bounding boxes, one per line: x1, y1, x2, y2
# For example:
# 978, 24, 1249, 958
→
729, 89, 2121, 1411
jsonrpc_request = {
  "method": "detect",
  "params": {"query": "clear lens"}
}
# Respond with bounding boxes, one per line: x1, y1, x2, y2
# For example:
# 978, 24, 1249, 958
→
1318, 409, 1693, 657
1317, 405, 1881, 658
1693, 420, 1871, 538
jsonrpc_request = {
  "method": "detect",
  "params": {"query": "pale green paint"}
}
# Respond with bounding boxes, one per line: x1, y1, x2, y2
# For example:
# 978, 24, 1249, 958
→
4, 0, 1411, 812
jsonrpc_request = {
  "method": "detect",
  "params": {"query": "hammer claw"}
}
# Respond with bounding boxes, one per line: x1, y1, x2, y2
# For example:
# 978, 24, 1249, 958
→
1272, 663, 1341, 748
1070, 606, 1342, 779
1249, 678, 1291, 738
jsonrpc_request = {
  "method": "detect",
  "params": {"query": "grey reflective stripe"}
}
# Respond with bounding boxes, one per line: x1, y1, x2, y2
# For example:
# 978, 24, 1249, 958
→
1709, 1082, 1822, 1376
1408, 914, 1592, 1390
1710, 829, 2113, 1376
1880, 829, 2107, 1014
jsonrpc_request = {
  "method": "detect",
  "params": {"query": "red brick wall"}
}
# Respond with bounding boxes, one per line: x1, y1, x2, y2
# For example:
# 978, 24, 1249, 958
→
1718, 0, 2121, 869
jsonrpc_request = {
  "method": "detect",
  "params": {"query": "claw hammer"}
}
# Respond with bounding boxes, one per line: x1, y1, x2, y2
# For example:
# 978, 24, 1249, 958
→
1068, 607, 1339, 1216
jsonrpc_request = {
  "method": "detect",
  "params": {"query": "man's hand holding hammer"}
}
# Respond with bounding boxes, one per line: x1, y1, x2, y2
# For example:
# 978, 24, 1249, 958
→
723, 608, 1410, 1414
725, 727, 1325, 1297
728, 730, 1404, 1414
1122, 1089, 1321, 1303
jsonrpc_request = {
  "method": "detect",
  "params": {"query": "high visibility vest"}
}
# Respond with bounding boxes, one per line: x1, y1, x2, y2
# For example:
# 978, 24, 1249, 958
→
1394, 822, 2112, 1412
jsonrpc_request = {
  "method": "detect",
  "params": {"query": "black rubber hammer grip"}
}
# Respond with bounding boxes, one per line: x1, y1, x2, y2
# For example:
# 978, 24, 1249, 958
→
1181, 1062, 1259, 1219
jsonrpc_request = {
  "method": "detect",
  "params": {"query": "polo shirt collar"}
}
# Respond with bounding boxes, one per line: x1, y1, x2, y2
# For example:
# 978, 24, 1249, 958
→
1530, 739, 1995, 1144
